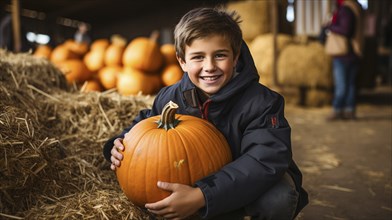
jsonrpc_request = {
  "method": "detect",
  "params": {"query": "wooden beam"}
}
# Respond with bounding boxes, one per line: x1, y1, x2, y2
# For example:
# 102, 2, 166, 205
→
271, 0, 280, 87
11, 0, 21, 52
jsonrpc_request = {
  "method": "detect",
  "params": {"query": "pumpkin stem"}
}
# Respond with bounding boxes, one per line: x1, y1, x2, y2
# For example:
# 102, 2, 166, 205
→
157, 101, 181, 130
149, 30, 160, 43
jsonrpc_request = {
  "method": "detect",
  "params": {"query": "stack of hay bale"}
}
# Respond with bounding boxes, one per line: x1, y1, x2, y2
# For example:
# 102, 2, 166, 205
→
277, 39, 333, 106
227, 0, 333, 107
249, 33, 293, 87
0, 49, 157, 219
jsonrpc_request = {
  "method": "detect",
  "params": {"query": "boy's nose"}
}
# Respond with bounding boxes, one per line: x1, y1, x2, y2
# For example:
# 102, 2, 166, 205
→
204, 58, 216, 72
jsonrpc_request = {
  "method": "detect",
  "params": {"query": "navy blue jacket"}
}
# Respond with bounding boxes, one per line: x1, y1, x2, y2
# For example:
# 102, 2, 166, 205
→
103, 42, 308, 218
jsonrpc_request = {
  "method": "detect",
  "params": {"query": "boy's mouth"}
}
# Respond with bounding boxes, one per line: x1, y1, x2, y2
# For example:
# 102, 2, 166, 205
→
200, 75, 221, 81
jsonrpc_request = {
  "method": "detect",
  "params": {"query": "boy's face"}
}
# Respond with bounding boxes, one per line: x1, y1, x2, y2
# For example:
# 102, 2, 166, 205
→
177, 34, 239, 96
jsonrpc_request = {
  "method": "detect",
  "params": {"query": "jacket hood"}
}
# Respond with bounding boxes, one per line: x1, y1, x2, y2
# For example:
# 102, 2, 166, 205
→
180, 41, 260, 102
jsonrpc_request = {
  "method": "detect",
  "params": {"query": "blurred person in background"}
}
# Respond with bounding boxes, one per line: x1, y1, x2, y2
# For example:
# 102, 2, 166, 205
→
326, 0, 364, 121
74, 22, 91, 44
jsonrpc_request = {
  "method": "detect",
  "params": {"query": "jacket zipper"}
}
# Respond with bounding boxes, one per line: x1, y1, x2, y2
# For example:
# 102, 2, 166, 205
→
200, 99, 212, 120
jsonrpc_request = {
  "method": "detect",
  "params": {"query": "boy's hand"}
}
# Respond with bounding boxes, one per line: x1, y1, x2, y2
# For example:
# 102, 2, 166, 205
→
145, 181, 205, 220
110, 138, 124, 170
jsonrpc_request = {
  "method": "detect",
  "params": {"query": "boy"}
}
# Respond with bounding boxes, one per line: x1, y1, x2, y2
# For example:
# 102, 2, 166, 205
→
104, 7, 308, 220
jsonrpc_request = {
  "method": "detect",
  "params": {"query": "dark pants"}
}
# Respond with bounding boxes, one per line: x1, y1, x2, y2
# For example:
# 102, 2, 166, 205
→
210, 173, 299, 220
332, 58, 359, 113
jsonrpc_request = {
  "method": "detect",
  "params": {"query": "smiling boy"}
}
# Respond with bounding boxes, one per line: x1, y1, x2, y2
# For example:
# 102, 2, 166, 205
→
104, 7, 308, 220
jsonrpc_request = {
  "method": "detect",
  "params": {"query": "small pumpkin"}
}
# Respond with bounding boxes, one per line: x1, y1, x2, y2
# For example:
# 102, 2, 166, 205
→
116, 101, 232, 207
160, 43, 178, 65
83, 48, 106, 72
81, 78, 103, 92
110, 34, 127, 47
50, 45, 78, 64
63, 39, 89, 56
98, 65, 122, 90
122, 31, 163, 73
33, 44, 52, 59
161, 64, 183, 86
104, 44, 125, 66
55, 59, 93, 84
117, 67, 161, 95
90, 38, 110, 51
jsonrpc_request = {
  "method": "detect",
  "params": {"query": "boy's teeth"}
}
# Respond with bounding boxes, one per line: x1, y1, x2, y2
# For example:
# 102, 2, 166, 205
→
202, 76, 219, 81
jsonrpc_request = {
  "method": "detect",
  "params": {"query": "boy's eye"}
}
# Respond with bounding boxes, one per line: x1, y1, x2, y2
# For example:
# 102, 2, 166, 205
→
191, 55, 204, 61
215, 53, 227, 59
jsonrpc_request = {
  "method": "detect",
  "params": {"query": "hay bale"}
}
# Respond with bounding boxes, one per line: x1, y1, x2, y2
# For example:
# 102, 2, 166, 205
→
0, 49, 68, 93
0, 49, 155, 218
249, 33, 293, 86
227, 0, 271, 42
277, 41, 333, 88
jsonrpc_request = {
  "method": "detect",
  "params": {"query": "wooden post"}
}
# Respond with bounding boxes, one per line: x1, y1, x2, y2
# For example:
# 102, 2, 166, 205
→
271, 0, 280, 88
11, 0, 21, 52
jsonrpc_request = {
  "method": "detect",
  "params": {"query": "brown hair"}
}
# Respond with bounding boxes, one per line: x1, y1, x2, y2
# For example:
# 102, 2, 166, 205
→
174, 7, 242, 61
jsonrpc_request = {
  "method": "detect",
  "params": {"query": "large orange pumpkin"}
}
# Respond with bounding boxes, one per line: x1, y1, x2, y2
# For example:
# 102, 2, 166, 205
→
116, 101, 232, 207
122, 31, 163, 73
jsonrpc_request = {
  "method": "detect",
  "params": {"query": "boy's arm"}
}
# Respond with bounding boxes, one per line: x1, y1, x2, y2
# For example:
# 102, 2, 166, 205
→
195, 94, 292, 218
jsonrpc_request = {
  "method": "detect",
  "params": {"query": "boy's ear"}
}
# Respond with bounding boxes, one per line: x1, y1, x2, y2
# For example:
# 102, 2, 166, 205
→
176, 54, 187, 72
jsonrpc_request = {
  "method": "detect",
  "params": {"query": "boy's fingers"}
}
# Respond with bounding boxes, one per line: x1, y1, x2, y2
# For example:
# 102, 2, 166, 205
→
110, 163, 116, 171
111, 147, 123, 160
115, 143, 124, 151
113, 138, 124, 151
145, 199, 168, 210
157, 181, 174, 191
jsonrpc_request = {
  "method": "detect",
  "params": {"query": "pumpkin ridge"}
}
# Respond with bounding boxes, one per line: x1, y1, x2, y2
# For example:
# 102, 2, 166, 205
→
147, 124, 170, 202
159, 128, 172, 199
193, 124, 221, 175
170, 125, 193, 184
120, 131, 142, 201
145, 130, 160, 203
175, 120, 213, 181
125, 125, 156, 204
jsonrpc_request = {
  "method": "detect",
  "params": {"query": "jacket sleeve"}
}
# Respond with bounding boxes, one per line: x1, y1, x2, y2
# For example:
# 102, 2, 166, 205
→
195, 95, 292, 218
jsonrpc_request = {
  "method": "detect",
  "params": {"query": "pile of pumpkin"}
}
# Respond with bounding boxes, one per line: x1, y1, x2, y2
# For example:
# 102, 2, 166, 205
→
33, 31, 183, 95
